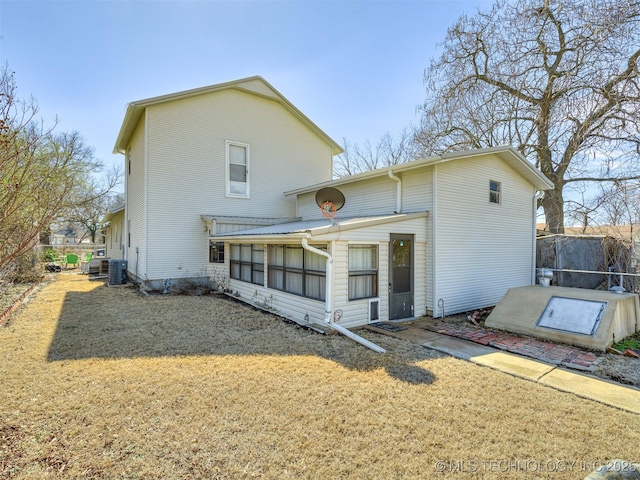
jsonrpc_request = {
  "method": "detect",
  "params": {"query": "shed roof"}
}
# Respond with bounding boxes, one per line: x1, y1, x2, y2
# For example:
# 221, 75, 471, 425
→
209, 212, 428, 241
113, 76, 343, 155
285, 146, 554, 196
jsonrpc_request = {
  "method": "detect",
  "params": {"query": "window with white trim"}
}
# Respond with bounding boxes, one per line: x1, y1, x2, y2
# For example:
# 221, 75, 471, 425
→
348, 244, 378, 300
490, 180, 501, 204
209, 241, 224, 263
226, 141, 249, 197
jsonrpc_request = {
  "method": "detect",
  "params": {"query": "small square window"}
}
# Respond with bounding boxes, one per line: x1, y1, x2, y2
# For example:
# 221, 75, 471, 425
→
209, 241, 225, 263
490, 180, 501, 204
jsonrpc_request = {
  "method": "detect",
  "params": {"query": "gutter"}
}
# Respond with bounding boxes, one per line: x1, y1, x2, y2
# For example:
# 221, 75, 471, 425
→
388, 169, 402, 213
301, 236, 386, 353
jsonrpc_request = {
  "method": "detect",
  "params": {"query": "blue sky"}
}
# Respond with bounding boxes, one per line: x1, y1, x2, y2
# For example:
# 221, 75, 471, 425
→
1, 0, 492, 178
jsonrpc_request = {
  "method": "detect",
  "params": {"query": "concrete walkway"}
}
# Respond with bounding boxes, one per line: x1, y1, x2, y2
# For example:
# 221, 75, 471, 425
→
366, 322, 640, 415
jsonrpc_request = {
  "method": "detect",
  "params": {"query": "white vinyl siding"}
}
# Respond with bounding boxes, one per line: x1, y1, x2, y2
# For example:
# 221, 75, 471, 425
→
297, 176, 397, 219
125, 119, 146, 279
140, 88, 333, 282
433, 155, 534, 316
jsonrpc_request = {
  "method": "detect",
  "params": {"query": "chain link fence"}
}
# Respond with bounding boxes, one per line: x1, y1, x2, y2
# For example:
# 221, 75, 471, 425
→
536, 234, 638, 293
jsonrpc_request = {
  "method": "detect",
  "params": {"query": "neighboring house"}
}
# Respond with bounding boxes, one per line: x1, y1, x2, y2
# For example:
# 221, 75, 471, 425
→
112, 76, 343, 285
210, 146, 553, 328
111, 77, 553, 329
102, 205, 125, 260
51, 227, 78, 246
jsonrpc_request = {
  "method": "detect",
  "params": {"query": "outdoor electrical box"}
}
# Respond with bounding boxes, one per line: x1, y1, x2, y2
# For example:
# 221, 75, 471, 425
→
108, 259, 128, 285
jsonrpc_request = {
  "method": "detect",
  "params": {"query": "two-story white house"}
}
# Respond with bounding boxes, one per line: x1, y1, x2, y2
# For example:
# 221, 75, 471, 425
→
113, 77, 553, 333
113, 76, 342, 286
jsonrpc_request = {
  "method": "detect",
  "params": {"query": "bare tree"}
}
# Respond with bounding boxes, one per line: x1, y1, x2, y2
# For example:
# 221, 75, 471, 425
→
64, 165, 123, 243
0, 65, 117, 287
415, 0, 640, 233
334, 128, 417, 177
64, 180, 124, 243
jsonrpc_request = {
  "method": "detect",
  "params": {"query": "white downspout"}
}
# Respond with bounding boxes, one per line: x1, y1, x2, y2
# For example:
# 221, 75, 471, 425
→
388, 170, 402, 213
532, 191, 545, 284
301, 236, 386, 354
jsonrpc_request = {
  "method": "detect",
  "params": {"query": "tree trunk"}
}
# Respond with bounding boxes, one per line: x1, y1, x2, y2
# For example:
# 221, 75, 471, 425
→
542, 188, 565, 234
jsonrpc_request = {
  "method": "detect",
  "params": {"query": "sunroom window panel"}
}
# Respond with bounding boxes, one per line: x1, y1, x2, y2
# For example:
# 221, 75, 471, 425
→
305, 274, 326, 300
253, 270, 264, 286
305, 248, 327, 272
285, 271, 303, 295
348, 245, 378, 300
252, 245, 264, 263
268, 269, 284, 290
240, 264, 252, 282
268, 245, 284, 267
349, 274, 377, 300
230, 262, 240, 280
239, 244, 251, 262
285, 246, 303, 269
349, 245, 377, 270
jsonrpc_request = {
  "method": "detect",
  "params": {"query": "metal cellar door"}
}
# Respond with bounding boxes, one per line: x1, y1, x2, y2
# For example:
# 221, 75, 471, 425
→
389, 234, 414, 320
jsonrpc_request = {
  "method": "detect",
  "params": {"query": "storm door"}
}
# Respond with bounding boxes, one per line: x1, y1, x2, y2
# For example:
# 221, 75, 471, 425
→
389, 234, 414, 320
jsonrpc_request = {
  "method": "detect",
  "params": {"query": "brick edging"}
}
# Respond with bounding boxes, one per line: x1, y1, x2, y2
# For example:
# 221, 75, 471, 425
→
423, 321, 603, 372
0, 283, 39, 326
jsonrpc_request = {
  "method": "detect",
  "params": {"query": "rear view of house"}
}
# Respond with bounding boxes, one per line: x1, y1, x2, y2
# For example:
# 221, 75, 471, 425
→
112, 77, 553, 332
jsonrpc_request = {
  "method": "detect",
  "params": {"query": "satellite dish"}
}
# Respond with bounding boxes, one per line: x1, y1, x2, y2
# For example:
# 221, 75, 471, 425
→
315, 187, 345, 211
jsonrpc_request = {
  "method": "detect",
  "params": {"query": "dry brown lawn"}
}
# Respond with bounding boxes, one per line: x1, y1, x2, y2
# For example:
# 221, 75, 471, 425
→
1, 274, 639, 479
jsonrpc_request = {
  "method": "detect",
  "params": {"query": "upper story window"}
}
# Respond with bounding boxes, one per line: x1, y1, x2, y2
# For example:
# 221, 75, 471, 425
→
489, 180, 501, 204
226, 140, 250, 198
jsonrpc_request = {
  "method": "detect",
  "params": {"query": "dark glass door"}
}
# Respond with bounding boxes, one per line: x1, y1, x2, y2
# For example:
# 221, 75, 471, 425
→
389, 234, 414, 320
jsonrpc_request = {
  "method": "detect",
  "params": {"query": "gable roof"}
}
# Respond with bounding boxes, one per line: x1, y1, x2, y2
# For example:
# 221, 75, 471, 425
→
285, 146, 554, 196
113, 76, 343, 155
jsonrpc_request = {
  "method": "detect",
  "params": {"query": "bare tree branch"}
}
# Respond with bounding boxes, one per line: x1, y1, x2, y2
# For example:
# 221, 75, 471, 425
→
416, 0, 640, 233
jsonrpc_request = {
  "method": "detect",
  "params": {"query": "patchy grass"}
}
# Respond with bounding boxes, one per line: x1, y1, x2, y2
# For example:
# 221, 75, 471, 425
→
1, 274, 639, 479
0, 283, 33, 315
612, 331, 640, 353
